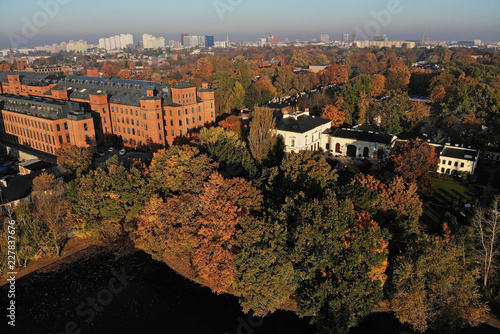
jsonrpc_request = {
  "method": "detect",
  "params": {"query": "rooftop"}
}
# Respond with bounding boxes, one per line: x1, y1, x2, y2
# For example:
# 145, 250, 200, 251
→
441, 146, 478, 161
329, 128, 394, 145
275, 114, 331, 134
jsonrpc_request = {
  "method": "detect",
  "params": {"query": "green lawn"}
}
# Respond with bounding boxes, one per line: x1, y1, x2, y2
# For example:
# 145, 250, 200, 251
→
420, 176, 480, 233
430, 176, 478, 206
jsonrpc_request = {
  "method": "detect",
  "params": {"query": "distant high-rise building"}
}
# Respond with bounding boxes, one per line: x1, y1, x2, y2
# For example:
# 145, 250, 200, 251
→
205, 36, 215, 47
320, 34, 330, 43
183, 35, 201, 48
99, 34, 134, 50
143, 34, 166, 49
474, 39, 482, 46
351, 32, 358, 42
342, 33, 350, 43
267, 35, 278, 46
181, 33, 190, 46
66, 40, 88, 52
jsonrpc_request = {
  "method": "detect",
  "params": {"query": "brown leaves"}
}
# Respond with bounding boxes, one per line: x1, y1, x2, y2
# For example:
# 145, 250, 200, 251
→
321, 105, 345, 127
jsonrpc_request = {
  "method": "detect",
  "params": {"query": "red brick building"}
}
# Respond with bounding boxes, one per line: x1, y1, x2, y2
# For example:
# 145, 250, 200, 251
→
0, 71, 216, 154
0, 95, 95, 155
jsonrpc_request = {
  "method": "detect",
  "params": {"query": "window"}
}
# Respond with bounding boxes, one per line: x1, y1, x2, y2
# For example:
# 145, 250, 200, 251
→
66, 134, 70, 143
145, 124, 148, 130
185, 109, 188, 115
170, 120, 174, 126
186, 118, 189, 125
125, 109, 128, 115
170, 110, 172, 116
192, 108, 194, 113
64, 122, 68, 130
180, 130, 183, 136
84, 124, 88, 131
291, 139, 295, 147
104, 117, 107, 124
56, 124, 61, 131
159, 134, 163, 140
178, 110, 181, 116
179, 120, 182, 126
192, 117, 195, 123
158, 123, 162, 130
171, 130, 174, 136
157, 113, 160, 120
460, 162, 464, 168
199, 116, 202, 121
454, 161, 458, 167
448, 161, 452, 165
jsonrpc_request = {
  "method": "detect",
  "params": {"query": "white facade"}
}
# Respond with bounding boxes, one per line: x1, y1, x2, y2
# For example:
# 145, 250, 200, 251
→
99, 34, 134, 50
321, 128, 396, 159
274, 112, 332, 153
143, 34, 166, 49
437, 145, 479, 175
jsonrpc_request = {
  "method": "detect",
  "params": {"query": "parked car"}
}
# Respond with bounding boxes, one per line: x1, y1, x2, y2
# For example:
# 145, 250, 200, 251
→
119, 149, 126, 156
108, 147, 115, 152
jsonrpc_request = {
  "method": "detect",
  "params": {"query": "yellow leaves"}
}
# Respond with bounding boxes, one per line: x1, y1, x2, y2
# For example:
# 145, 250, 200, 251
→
368, 259, 389, 286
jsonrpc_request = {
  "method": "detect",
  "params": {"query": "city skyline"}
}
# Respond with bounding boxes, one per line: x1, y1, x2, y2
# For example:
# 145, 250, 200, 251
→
0, 0, 499, 49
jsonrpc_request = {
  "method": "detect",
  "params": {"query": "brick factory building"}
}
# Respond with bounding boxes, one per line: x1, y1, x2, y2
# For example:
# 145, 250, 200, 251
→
0, 71, 216, 154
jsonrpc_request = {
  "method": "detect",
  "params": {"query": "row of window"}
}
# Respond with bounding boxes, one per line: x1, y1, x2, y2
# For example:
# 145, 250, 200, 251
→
441, 159, 465, 168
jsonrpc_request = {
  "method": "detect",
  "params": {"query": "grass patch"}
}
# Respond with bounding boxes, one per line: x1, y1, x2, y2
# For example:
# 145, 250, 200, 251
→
420, 176, 479, 233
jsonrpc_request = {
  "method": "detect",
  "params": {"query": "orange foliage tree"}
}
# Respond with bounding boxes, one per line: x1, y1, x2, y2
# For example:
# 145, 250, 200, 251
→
321, 104, 345, 127
218, 116, 243, 136
389, 138, 440, 193
318, 64, 348, 85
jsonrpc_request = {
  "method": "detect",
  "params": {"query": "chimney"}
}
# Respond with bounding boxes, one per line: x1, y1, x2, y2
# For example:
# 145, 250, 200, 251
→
202, 82, 209, 89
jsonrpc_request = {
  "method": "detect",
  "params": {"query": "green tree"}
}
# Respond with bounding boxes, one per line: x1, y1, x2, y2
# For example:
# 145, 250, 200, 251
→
392, 235, 488, 332
56, 144, 93, 176
148, 145, 218, 198
293, 195, 389, 334
248, 108, 277, 165
199, 127, 258, 179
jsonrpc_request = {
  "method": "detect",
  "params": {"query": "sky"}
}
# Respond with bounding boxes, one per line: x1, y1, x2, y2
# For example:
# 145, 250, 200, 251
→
0, 0, 499, 49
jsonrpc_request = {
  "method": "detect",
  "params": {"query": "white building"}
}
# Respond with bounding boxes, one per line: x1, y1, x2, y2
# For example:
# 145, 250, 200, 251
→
66, 40, 88, 53
274, 111, 332, 153
142, 34, 166, 49
437, 145, 479, 175
321, 128, 397, 159
99, 34, 134, 50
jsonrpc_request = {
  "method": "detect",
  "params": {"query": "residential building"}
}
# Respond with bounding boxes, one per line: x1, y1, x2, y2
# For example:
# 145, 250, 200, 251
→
320, 34, 330, 43
142, 34, 166, 49
437, 144, 479, 175
321, 127, 397, 159
0, 72, 216, 153
0, 95, 95, 155
274, 110, 332, 153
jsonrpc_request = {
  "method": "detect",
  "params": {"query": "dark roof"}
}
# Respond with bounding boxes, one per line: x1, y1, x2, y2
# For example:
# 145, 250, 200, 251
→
329, 128, 394, 144
19, 159, 52, 171
275, 115, 331, 133
0, 71, 61, 84
173, 82, 196, 89
441, 147, 478, 161
0, 167, 64, 203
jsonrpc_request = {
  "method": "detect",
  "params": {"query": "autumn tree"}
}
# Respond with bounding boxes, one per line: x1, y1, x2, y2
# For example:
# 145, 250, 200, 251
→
218, 116, 243, 136
235, 216, 296, 316
199, 127, 258, 178
392, 235, 488, 332
32, 173, 69, 255
147, 145, 218, 198
293, 195, 389, 334
406, 101, 430, 130
386, 65, 411, 91
248, 108, 277, 165
318, 64, 348, 86
369, 74, 386, 97
321, 104, 345, 127
389, 138, 439, 193
348, 174, 423, 242
472, 194, 500, 286
56, 144, 93, 176
192, 173, 262, 293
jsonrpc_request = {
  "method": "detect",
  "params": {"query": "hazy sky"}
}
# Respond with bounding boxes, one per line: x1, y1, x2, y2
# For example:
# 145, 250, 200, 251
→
0, 0, 499, 49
